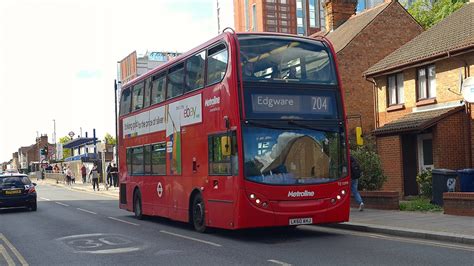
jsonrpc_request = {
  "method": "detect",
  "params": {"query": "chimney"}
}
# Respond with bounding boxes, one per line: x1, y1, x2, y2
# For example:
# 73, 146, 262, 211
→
324, 0, 357, 32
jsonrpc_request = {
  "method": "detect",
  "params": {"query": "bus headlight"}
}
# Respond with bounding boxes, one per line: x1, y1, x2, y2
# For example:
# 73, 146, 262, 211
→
247, 191, 269, 209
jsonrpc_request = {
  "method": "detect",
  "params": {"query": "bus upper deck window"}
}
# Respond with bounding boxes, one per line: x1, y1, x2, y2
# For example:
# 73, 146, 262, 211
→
207, 44, 228, 85
167, 63, 185, 99
120, 88, 131, 116
151, 73, 166, 105
132, 82, 144, 111
185, 51, 205, 92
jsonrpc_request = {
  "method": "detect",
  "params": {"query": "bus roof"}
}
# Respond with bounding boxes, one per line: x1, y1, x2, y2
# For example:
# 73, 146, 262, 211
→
121, 32, 332, 89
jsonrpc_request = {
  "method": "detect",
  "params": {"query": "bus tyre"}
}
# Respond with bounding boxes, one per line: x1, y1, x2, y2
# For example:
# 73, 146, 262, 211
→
134, 191, 143, 220
192, 194, 207, 233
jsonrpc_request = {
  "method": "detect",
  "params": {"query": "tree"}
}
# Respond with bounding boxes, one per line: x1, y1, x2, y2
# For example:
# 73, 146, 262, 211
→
407, 0, 467, 29
59, 136, 72, 159
104, 133, 117, 145
350, 137, 387, 191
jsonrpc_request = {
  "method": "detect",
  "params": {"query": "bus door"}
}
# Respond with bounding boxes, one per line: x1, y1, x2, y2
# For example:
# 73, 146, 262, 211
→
145, 143, 170, 217
206, 132, 237, 229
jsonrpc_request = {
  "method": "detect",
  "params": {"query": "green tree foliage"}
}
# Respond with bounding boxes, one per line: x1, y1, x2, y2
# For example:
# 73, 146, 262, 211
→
407, 0, 467, 29
104, 133, 117, 145
59, 136, 72, 159
351, 138, 387, 191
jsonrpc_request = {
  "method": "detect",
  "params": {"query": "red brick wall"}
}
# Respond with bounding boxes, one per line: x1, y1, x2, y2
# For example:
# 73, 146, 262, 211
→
443, 192, 474, 216
377, 135, 404, 193
433, 111, 470, 170
337, 1, 423, 136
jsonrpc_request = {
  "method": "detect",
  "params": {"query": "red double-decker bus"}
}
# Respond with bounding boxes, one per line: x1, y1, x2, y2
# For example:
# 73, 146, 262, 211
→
118, 32, 350, 232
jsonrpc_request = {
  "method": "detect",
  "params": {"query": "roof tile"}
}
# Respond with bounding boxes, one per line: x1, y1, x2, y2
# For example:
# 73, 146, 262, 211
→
365, 3, 474, 76
373, 106, 463, 136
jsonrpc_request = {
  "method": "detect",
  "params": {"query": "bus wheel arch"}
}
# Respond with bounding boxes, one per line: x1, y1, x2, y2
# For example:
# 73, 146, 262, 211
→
133, 187, 144, 220
189, 189, 207, 233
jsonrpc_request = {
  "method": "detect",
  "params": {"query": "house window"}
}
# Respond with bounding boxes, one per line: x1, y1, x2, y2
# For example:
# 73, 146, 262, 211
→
252, 4, 257, 31
387, 73, 404, 106
417, 65, 436, 100
245, 0, 249, 31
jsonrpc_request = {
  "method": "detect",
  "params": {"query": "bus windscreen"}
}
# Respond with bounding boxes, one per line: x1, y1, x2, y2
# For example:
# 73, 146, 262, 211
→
243, 124, 347, 185
238, 35, 337, 84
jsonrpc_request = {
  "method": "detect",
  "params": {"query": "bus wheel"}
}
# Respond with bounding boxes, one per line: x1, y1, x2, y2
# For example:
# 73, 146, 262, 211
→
192, 194, 207, 233
134, 191, 143, 220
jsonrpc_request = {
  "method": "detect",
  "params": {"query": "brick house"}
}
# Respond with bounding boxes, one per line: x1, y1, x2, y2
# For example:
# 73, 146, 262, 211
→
311, 0, 423, 137
364, 3, 474, 196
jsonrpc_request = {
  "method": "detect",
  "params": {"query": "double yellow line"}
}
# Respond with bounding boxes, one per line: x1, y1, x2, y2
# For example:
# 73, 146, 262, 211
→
0, 233, 28, 266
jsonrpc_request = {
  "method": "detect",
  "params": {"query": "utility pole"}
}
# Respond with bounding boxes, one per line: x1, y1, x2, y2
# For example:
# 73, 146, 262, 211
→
114, 79, 120, 165
52, 119, 56, 145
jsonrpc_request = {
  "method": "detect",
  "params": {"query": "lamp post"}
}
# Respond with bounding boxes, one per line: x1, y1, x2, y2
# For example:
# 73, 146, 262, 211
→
114, 79, 120, 165
52, 119, 56, 145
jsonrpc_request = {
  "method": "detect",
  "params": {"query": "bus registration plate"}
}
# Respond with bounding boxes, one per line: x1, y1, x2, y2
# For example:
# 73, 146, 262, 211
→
289, 217, 313, 225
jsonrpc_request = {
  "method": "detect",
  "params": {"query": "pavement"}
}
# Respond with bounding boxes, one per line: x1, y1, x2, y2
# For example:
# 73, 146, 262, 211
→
37, 178, 474, 246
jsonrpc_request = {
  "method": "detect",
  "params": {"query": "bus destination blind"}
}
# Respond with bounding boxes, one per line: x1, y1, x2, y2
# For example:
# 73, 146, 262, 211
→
251, 94, 334, 115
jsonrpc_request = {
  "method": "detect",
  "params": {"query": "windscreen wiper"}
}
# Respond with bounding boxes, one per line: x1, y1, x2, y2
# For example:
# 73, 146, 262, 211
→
287, 120, 342, 132
244, 120, 292, 130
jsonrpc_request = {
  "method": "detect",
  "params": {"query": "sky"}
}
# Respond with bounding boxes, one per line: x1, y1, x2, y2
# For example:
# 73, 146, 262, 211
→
0, 0, 234, 162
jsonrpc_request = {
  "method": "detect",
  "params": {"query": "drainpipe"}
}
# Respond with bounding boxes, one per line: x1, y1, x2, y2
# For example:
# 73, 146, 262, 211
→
365, 76, 378, 129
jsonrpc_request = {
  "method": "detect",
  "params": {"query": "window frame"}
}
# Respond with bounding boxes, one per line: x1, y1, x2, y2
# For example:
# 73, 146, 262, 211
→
151, 142, 166, 175
386, 72, 404, 107
120, 41, 229, 116
206, 43, 229, 87
166, 62, 185, 100
150, 71, 167, 106
143, 77, 152, 108
208, 131, 238, 176
120, 87, 132, 116
131, 81, 145, 111
416, 65, 436, 101
184, 50, 206, 93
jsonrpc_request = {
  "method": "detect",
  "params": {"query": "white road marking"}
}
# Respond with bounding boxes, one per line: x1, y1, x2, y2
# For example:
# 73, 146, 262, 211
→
0, 244, 15, 266
39, 197, 51, 201
159, 230, 222, 247
55, 202, 70, 207
76, 208, 97, 215
56, 233, 107, 241
268, 259, 292, 266
0, 234, 29, 265
108, 217, 139, 226
80, 247, 141, 254
304, 226, 474, 252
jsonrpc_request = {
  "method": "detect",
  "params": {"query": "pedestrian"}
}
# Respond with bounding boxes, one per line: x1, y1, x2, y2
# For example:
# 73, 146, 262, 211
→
106, 162, 112, 187
90, 164, 100, 191
80, 164, 87, 184
53, 164, 59, 173
350, 155, 364, 211
65, 165, 72, 186
111, 163, 118, 187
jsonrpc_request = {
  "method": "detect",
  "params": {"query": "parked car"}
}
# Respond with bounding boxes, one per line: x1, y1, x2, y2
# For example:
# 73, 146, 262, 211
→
0, 173, 37, 211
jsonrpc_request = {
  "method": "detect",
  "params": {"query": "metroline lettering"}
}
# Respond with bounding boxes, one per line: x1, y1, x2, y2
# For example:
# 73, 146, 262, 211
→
288, 190, 315, 197
257, 96, 294, 108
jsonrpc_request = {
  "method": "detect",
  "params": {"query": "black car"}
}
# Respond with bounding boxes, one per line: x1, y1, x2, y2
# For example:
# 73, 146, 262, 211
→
0, 173, 37, 211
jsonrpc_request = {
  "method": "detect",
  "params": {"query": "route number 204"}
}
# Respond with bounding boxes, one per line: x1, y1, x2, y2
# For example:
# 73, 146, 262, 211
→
311, 96, 329, 112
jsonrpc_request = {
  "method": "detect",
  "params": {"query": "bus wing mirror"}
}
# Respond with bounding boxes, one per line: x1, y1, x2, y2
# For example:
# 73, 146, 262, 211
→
221, 136, 231, 156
